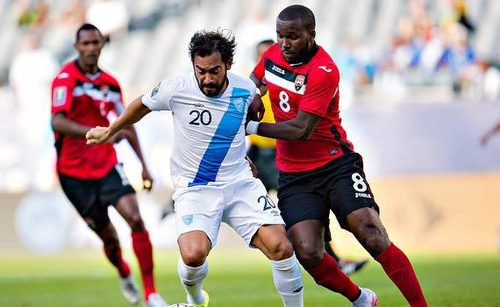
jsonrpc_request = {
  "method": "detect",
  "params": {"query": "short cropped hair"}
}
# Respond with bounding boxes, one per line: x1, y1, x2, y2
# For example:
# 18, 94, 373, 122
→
189, 29, 236, 64
257, 39, 274, 48
277, 5, 316, 31
76, 23, 102, 42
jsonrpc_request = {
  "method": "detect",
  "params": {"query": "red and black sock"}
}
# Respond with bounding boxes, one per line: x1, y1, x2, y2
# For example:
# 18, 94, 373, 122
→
306, 252, 360, 301
376, 243, 427, 307
132, 231, 156, 299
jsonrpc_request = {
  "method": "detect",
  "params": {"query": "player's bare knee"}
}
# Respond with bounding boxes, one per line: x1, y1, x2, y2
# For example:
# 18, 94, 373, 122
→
181, 249, 207, 267
268, 239, 294, 261
295, 242, 322, 268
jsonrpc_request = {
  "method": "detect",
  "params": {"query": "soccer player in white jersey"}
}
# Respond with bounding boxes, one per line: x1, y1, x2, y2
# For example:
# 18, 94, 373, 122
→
86, 30, 304, 307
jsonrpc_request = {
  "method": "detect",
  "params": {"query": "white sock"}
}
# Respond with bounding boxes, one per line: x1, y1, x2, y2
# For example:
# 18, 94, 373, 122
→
271, 253, 304, 307
177, 258, 208, 305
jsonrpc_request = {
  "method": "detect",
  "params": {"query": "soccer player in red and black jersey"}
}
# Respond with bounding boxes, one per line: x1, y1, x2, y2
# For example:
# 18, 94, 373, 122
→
50, 24, 167, 307
247, 5, 427, 307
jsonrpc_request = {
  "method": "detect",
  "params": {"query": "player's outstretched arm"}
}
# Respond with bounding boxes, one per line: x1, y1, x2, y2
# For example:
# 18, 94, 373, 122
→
247, 110, 322, 141
86, 96, 151, 145
51, 113, 91, 137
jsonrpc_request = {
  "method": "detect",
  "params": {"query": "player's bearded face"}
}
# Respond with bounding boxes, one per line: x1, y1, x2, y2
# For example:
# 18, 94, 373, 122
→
75, 30, 104, 67
193, 52, 231, 97
276, 19, 315, 63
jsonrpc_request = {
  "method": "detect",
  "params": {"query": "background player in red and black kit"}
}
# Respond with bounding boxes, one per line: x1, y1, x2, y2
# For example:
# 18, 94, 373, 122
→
247, 5, 427, 307
50, 24, 166, 307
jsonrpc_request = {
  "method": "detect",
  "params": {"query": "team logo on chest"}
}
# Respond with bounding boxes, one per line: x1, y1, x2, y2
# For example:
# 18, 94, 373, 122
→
233, 97, 246, 113
294, 74, 306, 91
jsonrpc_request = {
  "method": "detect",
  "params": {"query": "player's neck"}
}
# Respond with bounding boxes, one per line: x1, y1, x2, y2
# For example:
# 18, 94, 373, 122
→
288, 42, 318, 66
76, 58, 99, 75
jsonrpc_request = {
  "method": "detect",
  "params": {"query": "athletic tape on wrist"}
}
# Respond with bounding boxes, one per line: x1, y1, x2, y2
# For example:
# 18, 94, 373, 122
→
246, 121, 260, 135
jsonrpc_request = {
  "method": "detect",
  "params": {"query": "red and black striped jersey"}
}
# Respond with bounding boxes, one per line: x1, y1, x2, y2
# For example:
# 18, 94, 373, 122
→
51, 60, 124, 179
253, 43, 354, 173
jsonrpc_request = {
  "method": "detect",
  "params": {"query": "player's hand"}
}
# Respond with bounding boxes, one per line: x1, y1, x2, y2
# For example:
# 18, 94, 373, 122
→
248, 94, 265, 121
245, 156, 259, 178
86, 126, 112, 145
142, 168, 154, 191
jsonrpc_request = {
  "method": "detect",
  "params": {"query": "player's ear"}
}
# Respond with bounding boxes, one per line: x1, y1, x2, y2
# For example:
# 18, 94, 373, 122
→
310, 30, 316, 41
226, 58, 233, 70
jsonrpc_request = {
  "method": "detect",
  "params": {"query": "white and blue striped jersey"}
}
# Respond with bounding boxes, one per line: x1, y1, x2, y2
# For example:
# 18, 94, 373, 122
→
142, 72, 256, 189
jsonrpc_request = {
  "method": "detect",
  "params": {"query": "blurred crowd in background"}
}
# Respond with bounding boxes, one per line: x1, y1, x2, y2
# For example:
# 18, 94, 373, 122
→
0, 0, 499, 193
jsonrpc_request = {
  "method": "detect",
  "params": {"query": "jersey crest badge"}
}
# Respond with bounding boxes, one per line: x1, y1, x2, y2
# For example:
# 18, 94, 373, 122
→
233, 97, 246, 113
294, 74, 305, 91
182, 215, 193, 225
53, 86, 67, 106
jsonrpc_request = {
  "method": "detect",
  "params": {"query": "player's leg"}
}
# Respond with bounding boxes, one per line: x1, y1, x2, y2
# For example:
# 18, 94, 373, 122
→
329, 153, 426, 306
177, 231, 211, 306
346, 207, 427, 307
251, 224, 304, 307
101, 166, 163, 305
96, 221, 140, 305
224, 179, 303, 306
287, 220, 362, 302
174, 185, 223, 306
59, 173, 141, 304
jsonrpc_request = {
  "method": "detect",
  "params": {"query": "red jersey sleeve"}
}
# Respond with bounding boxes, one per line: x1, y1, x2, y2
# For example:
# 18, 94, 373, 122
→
51, 72, 75, 114
299, 64, 339, 118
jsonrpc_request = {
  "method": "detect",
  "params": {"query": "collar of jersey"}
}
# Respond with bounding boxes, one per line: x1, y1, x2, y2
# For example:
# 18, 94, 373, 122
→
74, 59, 102, 80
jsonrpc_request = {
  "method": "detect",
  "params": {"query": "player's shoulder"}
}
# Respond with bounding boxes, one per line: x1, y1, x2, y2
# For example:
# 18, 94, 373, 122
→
264, 43, 281, 59
163, 73, 195, 91
100, 70, 119, 84
153, 73, 195, 98
52, 61, 78, 86
309, 46, 339, 80
227, 72, 256, 92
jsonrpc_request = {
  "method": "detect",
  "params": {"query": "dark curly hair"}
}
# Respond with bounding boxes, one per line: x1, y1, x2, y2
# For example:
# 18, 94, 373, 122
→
189, 29, 236, 64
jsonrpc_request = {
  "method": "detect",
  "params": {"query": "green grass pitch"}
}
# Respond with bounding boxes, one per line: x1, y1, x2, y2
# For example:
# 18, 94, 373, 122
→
1, 249, 499, 306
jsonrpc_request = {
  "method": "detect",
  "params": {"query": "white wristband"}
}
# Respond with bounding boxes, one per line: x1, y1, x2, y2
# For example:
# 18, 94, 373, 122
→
246, 120, 260, 135
255, 87, 261, 96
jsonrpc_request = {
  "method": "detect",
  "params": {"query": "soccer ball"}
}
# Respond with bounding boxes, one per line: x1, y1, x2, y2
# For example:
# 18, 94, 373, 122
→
168, 304, 193, 307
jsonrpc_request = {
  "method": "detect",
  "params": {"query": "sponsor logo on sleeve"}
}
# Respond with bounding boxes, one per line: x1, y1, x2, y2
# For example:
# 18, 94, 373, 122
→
56, 72, 70, 79
53, 86, 67, 106
318, 65, 332, 72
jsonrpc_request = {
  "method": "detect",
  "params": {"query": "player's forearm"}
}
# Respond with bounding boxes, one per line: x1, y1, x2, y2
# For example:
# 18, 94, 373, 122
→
51, 114, 90, 137
250, 73, 268, 95
108, 97, 151, 137
256, 120, 309, 140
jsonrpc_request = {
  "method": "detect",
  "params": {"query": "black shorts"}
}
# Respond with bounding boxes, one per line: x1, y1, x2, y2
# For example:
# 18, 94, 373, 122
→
277, 152, 379, 239
59, 164, 135, 231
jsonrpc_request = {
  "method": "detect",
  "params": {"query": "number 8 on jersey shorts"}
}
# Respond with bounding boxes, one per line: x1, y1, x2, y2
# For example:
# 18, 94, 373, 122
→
173, 178, 284, 247
277, 152, 380, 239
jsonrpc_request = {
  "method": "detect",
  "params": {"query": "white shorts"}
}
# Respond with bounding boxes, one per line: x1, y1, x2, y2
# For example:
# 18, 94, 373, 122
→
172, 178, 284, 247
